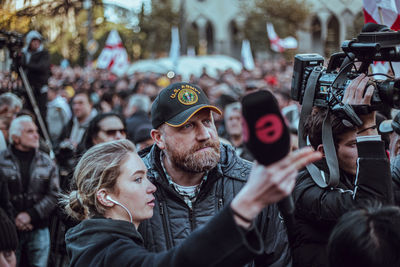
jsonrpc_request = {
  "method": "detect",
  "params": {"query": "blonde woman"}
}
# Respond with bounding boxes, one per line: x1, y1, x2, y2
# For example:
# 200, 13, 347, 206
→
63, 139, 320, 267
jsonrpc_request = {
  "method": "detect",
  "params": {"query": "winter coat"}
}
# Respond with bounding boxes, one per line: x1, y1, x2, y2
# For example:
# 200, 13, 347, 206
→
292, 140, 393, 267
0, 146, 60, 228
65, 205, 263, 267
22, 30, 50, 92
138, 143, 292, 267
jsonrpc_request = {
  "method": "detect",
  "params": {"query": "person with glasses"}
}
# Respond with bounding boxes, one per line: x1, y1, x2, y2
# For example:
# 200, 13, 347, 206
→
78, 112, 127, 155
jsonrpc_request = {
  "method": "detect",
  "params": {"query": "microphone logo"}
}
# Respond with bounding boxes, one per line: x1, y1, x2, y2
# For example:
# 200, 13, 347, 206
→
255, 114, 283, 144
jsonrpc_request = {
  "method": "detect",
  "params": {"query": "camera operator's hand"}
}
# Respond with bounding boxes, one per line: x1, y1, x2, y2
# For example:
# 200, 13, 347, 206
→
342, 73, 377, 136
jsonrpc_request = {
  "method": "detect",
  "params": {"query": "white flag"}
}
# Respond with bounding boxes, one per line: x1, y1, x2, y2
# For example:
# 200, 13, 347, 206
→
363, 0, 400, 78
97, 30, 129, 76
169, 27, 180, 71
266, 23, 298, 53
241, 39, 255, 70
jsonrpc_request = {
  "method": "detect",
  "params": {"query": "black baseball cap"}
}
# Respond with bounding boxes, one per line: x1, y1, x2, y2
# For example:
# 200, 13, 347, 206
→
151, 82, 222, 129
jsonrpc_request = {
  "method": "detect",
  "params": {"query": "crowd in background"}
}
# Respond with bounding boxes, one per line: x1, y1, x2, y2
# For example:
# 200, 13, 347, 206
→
3, 51, 400, 266
0, 57, 302, 267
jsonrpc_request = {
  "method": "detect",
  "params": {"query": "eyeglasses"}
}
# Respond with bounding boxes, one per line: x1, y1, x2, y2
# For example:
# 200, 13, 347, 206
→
100, 128, 126, 136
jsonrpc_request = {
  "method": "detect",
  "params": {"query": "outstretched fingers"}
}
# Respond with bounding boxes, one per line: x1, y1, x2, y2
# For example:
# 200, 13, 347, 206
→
271, 147, 322, 171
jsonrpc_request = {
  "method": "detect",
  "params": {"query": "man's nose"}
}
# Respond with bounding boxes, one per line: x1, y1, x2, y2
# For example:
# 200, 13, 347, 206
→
196, 124, 211, 141
115, 130, 125, 140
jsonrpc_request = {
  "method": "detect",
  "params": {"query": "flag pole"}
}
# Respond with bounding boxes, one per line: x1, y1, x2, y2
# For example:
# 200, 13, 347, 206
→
378, 6, 385, 25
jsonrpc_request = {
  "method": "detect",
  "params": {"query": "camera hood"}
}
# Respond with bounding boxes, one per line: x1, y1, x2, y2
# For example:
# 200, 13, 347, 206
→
342, 31, 400, 62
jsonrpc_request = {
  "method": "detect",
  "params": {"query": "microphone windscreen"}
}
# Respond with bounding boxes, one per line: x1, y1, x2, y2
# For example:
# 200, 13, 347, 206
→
241, 90, 291, 166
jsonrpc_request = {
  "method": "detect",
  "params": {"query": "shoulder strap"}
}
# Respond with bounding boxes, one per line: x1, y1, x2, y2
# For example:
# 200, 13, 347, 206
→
298, 68, 340, 188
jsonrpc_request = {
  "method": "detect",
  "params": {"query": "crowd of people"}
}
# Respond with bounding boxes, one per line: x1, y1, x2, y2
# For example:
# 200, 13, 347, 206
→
1, 29, 400, 267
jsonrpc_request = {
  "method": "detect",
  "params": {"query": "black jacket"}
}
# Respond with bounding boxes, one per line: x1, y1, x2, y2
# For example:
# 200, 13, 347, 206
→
0, 174, 13, 219
22, 49, 50, 92
65, 205, 263, 267
138, 143, 291, 267
292, 140, 392, 267
390, 154, 400, 203
0, 146, 60, 228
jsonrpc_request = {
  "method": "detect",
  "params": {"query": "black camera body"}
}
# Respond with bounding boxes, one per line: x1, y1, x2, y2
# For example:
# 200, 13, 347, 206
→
0, 30, 24, 60
291, 29, 400, 111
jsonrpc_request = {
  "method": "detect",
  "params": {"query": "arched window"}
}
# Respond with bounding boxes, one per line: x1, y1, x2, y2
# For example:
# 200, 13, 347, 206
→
311, 16, 323, 55
325, 15, 340, 57
206, 21, 214, 53
187, 22, 200, 55
230, 20, 241, 57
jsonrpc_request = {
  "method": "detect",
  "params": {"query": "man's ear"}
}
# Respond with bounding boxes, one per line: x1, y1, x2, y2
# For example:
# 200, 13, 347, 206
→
151, 129, 165, 150
316, 144, 325, 157
96, 189, 114, 207
11, 134, 19, 145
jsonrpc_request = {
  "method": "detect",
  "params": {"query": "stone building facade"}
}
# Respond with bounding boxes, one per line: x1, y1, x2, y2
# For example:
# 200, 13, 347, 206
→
173, 0, 364, 58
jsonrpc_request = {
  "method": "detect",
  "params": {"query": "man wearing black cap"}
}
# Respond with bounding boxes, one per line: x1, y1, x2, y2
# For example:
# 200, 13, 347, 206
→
138, 82, 291, 266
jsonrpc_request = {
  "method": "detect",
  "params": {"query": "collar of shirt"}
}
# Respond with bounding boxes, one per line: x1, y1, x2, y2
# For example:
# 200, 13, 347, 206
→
159, 151, 208, 209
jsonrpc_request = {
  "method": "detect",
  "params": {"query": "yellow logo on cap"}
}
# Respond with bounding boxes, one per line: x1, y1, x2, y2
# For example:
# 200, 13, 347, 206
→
178, 88, 198, 105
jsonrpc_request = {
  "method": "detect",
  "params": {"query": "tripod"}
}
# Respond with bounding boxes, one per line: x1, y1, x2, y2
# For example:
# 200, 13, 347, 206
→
17, 66, 55, 159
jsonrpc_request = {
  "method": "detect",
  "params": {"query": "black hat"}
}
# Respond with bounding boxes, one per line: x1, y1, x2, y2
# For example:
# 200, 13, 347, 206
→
151, 82, 222, 129
0, 208, 18, 251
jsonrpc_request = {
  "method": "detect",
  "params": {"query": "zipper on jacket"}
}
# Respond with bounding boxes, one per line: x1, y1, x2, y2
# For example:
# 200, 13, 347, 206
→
159, 201, 173, 249
189, 208, 195, 231
218, 198, 223, 210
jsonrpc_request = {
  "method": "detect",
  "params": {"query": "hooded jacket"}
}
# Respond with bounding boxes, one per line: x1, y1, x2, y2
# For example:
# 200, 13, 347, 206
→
22, 30, 50, 92
292, 139, 393, 266
65, 205, 263, 267
138, 143, 292, 267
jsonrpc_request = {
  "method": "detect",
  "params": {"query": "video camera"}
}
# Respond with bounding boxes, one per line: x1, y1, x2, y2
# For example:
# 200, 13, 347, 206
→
291, 23, 400, 125
0, 30, 24, 60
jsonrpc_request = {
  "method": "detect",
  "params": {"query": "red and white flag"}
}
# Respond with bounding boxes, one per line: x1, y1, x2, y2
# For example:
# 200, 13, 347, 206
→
363, 0, 400, 78
363, 0, 400, 30
266, 23, 297, 53
97, 30, 130, 76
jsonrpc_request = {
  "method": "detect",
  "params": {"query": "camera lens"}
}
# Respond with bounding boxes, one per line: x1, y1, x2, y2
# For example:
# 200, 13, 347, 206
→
377, 79, 400, 109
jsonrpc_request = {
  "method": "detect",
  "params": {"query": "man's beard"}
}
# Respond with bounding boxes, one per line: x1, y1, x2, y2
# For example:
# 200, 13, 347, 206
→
165, 139, 220, 173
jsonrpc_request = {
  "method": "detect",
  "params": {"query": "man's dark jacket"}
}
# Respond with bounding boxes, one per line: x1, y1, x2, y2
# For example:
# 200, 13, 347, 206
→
292, 140, 393, 267
66, 206, 264, 267
0, 146, 60, 229
138, 143, 291, 267
22, 48, 50, 93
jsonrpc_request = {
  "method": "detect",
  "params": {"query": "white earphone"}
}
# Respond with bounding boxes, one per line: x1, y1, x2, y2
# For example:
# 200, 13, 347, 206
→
106, 195, 133, 224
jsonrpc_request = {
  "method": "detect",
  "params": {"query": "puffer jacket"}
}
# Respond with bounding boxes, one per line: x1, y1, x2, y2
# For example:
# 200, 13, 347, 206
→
292, 140, 392, 267
0, 147, 60, 229
138, 143, 292, 267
